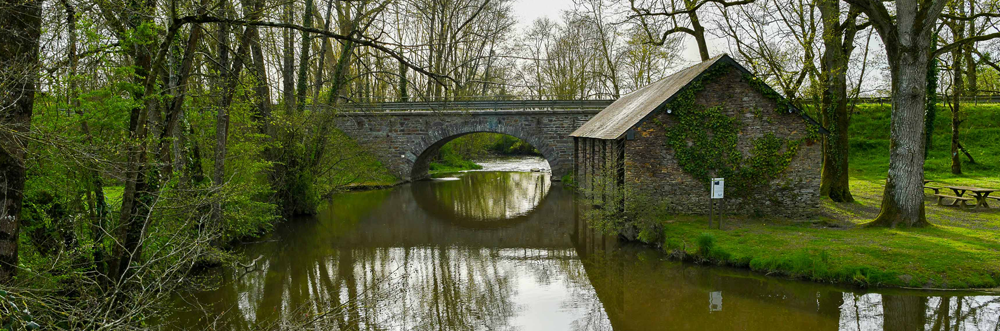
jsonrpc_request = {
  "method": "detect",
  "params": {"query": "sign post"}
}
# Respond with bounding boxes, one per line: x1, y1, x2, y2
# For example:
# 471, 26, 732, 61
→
710, 178, 724, 229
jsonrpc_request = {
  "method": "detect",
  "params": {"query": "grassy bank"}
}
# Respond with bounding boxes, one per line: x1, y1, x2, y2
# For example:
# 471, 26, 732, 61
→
657, 177, 1000, 289
429, 150, 484, 173
850, 103, 1000, 178
647, 104, 1000, 289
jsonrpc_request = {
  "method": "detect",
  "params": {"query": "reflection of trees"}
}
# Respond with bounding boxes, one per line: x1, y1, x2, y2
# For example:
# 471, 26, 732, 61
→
836, 292, 1000, 331
883, 295, 926, 331
170, 172, 1000, 331
413, 172, 550, 224
180, 244, 523, 329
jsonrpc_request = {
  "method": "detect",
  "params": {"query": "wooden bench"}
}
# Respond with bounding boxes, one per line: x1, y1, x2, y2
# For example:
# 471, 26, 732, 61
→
924, 186, 942, 194
935, 194, 975, 207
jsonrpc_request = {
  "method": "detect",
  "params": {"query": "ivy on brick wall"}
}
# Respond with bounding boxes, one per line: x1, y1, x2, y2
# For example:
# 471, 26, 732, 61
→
655, 65, 802, 198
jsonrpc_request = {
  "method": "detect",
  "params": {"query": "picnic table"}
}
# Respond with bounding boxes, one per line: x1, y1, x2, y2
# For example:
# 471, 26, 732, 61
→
924, 180, 941, 194
938, 185, 998, 209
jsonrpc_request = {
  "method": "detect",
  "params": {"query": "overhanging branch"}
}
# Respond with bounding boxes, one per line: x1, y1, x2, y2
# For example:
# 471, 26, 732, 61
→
172, 14, 455, 87
934, 32, 1000, 58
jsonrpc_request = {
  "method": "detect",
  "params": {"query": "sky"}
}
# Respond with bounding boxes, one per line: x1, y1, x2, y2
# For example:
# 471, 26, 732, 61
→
511, 0, 574, 30
510, 0, 717, 65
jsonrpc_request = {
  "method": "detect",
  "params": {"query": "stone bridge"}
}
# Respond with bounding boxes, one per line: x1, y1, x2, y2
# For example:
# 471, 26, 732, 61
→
332, 100, 611, 181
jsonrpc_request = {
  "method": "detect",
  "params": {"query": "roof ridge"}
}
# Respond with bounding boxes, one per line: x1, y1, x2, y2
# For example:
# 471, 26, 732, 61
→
570, 55, 731, 139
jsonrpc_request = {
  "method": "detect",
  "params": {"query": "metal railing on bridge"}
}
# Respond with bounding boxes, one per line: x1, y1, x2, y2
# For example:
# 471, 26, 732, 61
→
328, 99, 616, 112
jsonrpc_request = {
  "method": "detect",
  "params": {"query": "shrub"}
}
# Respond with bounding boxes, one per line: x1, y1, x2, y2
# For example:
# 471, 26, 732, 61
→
696, 233, 716, 256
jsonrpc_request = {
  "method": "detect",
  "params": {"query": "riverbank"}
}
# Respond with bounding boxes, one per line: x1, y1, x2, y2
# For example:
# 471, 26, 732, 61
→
653, 176, 1000, 290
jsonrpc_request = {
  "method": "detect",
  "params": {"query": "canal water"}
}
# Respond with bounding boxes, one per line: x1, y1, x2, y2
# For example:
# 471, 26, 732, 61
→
167, 157, 999, 330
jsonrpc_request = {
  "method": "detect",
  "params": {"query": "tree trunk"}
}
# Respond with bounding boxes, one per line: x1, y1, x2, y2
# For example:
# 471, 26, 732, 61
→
949, 6, 965, 175
818, 0, 856, 203
925, 37, 939, 159
105, 0, 162, 282
0, 0, 42, 284
864, 0, 934, 228
868, 54, 931, 227
63, 0, 110, 274
158, 10, 205, 176
312, 0, 335, 105
399, 57, 409, 102
685, 0, 710, 61
326, 4, 356, 105
247, 0, 270, 125
282, 0, 296, 110
295, 0, 315, 112
212, 26, 252, 227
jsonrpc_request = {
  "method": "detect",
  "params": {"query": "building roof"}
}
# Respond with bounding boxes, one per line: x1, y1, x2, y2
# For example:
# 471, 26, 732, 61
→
570, 54, 825, 139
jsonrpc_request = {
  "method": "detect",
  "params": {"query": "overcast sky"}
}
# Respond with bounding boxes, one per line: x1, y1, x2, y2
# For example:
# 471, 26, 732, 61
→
511, 0, 574, 30
510, 0, 717, 65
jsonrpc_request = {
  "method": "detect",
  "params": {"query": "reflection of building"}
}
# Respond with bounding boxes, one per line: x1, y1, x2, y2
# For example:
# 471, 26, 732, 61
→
709, 291, 722, 312
571, 54, 824, 217
571, 211, 844, 330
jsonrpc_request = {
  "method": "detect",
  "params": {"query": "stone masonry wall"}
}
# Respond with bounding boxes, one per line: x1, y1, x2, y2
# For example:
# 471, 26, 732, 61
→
618, 66, 821, 218
334, 110, 598, 181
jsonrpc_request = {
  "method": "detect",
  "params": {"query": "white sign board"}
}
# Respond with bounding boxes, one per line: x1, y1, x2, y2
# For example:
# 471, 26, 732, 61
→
711, 178, 724, 199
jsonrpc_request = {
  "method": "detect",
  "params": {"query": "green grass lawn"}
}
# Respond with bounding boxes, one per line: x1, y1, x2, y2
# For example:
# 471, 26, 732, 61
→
658, 177, 1000, 290
654, 104, 1000, 290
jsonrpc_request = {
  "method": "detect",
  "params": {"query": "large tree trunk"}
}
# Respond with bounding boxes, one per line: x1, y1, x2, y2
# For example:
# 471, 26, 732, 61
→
818, 0, 857, 203
0, 0, 42, 284
862, 0, 936, 228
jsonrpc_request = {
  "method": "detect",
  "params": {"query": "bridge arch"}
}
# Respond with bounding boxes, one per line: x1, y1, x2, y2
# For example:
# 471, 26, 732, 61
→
331, 107, 603, 182
410, 121, 559, 180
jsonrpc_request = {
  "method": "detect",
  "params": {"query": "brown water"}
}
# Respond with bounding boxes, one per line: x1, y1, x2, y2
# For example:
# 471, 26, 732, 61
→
166, 159, 999, 330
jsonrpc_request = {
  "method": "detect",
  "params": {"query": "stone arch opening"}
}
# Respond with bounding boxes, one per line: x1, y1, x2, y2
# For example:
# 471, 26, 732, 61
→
410, 128, 558, 180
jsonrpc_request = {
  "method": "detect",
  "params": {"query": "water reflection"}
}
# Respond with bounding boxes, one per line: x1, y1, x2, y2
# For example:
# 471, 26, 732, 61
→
167, 168, 1000, 331
415, 172, 551, 226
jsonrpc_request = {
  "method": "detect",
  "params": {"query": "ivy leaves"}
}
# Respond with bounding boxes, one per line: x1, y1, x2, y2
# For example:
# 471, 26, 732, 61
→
656, 65, 802, 200
659, 106, 740, 185
660, 105, 801, 198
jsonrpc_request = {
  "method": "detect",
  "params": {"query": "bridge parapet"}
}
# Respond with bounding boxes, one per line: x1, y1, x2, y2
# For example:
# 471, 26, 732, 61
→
313, 99, 614, 112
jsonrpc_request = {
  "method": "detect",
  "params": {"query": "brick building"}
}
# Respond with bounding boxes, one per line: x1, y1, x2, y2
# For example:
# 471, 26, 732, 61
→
570, 54, 825, 218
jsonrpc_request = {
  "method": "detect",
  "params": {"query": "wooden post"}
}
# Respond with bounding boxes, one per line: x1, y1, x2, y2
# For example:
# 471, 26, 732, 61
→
709, 199, 713, 228
718, 201, 723, 230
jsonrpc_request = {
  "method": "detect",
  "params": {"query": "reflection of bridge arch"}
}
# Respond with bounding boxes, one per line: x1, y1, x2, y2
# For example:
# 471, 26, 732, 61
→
410, 125, 558, 180
410, 172, 552, 229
